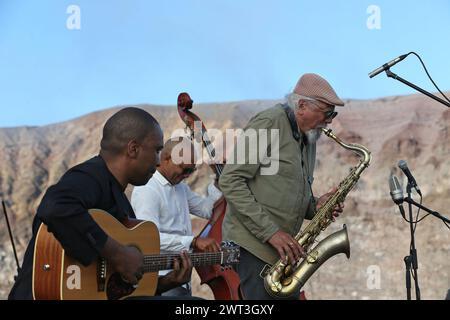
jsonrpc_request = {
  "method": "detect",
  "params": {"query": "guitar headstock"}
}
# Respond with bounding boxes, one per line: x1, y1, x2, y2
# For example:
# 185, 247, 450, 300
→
220, 241, 240, 269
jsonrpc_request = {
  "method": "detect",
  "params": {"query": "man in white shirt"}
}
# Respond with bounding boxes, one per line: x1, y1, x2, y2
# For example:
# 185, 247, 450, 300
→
131, 136, 222, 297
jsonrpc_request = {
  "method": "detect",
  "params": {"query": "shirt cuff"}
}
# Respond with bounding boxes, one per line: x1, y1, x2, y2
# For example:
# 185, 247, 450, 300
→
259, 225, 280, 243
181, 235, 195, 251
305, 196, 318, 220
207, 182, 223, 201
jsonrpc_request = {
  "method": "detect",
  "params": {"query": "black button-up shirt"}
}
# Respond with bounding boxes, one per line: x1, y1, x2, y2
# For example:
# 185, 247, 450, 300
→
9, 156, 135, 299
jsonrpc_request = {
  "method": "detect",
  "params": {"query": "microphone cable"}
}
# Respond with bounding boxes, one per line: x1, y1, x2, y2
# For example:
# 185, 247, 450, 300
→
404, 192, 450, 232
409, 51, 450, 105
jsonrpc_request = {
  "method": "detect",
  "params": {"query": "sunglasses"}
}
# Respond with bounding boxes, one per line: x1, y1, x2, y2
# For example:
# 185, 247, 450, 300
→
308, 101, 338, 120
181, 166, 197, 175
323, 109, 338, 120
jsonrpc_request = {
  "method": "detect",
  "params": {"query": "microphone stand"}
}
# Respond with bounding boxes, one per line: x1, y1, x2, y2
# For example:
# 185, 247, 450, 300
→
403, 197, 450, 224
385, 69, 450, 108
405, 183, 421, 300
401, 194, 450, 300
2, 200, 21, 280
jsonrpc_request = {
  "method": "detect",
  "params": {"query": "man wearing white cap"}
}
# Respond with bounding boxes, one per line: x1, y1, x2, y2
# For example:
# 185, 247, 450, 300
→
220, 73, 345, 299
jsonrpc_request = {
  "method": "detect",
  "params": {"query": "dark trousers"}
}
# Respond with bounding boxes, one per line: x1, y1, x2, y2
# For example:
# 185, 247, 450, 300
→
236, 248, 299, 300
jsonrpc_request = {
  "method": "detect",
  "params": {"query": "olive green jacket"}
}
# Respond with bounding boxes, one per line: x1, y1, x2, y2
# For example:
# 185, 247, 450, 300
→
220, 104, 317, 264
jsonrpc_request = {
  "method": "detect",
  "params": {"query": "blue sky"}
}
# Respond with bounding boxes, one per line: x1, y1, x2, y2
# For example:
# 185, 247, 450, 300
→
1, 0, 449, 127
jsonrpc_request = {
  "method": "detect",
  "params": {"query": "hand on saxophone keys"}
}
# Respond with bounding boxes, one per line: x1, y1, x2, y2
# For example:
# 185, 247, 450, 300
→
331, 202, 344, 221
268, 230, 306, 266
316, 187, 345, 221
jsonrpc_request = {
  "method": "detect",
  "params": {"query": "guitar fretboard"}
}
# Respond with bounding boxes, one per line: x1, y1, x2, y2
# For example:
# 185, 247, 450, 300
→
143, 252, 224, 272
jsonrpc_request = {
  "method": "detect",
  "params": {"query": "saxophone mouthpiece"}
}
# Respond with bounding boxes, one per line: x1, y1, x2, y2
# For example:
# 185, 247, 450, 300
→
321, 128, 333, 138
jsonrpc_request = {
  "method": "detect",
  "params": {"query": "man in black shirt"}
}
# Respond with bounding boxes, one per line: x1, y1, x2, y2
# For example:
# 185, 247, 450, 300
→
9, 107, 192, 299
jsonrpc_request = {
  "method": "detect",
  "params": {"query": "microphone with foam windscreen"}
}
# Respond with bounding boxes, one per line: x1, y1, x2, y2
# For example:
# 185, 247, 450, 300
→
389, 175, 406, 218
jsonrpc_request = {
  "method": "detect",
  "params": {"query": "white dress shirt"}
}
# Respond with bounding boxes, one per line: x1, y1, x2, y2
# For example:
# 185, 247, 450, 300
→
130, 170, 222, 277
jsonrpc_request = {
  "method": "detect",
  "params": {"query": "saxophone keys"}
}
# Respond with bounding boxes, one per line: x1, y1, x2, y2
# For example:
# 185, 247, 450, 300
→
281, 277, 293, 286
306, 250, 319, 264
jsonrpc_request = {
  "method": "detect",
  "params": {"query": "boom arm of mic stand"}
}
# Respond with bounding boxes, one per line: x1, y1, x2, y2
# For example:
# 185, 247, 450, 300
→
385, 69, 450, 108
403, 197, 450, 224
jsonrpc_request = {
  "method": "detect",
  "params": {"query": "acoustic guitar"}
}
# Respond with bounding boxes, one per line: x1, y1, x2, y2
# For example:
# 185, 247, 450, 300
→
32, 208, 240, 300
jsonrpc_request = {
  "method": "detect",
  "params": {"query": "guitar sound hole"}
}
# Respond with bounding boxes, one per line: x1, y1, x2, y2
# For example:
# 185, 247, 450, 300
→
106, 273, 137, 300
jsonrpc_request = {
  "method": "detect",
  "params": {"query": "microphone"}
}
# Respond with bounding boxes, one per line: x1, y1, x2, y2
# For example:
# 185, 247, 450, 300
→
398, 160, 422, 196
389, 175, 406, 218
368, 54, 408, 78
389, 175, 404, 204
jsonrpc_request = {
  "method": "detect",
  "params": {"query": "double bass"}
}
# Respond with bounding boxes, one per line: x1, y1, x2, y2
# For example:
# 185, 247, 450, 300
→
177, 92, 241, 300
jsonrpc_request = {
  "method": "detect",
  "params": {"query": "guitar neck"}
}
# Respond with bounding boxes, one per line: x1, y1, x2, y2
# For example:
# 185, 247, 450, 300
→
143, 251, 224, 273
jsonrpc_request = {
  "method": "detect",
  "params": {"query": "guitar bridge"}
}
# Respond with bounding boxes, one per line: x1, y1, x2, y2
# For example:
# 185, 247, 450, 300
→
97, 258, 107, 292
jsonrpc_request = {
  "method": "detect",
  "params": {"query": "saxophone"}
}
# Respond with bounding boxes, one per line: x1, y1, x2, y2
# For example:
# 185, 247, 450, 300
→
263, 128, 372, 298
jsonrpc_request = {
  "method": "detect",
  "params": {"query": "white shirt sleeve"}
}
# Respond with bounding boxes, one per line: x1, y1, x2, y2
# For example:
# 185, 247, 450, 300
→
159, 233, 193, 252
131, 185, 162, 227
131, 185, 194, 252
185, 181, 223, 219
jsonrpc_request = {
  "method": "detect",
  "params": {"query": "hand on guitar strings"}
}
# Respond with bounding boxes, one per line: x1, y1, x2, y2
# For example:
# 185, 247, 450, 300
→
157, 251, 193, 293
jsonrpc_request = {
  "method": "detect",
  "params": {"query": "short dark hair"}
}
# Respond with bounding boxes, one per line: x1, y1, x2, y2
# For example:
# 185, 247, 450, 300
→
100, 107, 160, 154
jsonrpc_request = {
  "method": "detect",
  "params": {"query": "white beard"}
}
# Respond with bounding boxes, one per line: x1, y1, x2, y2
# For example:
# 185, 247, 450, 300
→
305, 128, 322, 144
